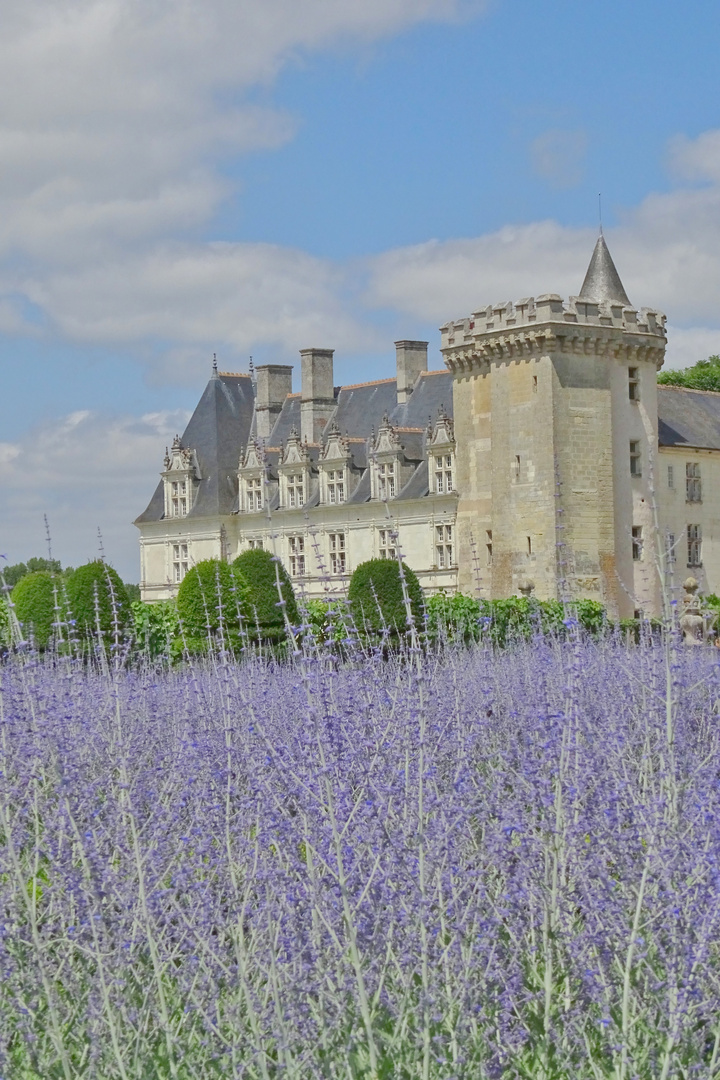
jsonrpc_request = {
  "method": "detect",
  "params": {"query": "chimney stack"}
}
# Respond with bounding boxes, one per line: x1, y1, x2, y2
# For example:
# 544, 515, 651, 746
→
300, 348, 335, 443
395, 340, 428, 405
254, 364, 293, 440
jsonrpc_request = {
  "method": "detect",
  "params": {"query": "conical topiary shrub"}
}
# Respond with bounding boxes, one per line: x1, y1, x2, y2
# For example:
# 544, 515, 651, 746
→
348, 558, 424, 637
66, 562, 130, 641
11, 571, 62, 648
176, 559, 249, 636
232, 549, 298, 642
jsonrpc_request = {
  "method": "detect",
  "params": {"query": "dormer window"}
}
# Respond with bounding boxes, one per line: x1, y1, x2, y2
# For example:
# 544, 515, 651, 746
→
434, 454, 453, 494
378, 461, 396, 500
327, 469, 345, 504
246, 477, 263, 512
426, 407, 456, 501
171, 480, 187, 517
287, 472, 304, 508
162, 435, 199, 520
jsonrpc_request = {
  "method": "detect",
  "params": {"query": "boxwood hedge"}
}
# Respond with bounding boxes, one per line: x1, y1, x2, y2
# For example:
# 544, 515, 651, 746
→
232, 549, 298, 641
176, 560, 249, 635
348, 558, 424, 636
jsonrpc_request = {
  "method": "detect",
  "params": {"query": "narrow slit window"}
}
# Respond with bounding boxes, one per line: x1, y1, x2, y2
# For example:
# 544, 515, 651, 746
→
629, 441, 641, 477
668, 464, 674, 489
688, 524, 702, 567
486, 529, 493, 567
628, 367, 639, 401
631, 526, 643, 562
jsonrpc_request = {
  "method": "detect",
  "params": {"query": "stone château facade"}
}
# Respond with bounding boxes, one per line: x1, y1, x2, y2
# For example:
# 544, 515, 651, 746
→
135, 237, 720, 618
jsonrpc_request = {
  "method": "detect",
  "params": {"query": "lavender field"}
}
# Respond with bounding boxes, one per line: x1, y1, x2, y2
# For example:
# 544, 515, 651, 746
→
1, 636, 720, 1079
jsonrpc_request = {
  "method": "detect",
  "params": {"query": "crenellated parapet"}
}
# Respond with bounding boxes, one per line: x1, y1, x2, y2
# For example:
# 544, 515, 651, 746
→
441, 294, 667, 374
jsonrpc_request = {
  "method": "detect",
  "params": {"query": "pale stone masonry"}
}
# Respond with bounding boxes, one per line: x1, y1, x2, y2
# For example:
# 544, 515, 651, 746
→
134, 236, 720, 618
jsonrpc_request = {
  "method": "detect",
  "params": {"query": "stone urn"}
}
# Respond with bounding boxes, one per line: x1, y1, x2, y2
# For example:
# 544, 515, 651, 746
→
679, 577, 706, 645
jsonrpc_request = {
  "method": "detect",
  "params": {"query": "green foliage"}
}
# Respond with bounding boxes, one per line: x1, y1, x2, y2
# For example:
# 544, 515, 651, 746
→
131, 599, 180, 657
176, 560, 249, 635
657, 354, 720, 392
3, 557, 62, 589
303, 598, 348, 645
232, 549, 298, 640
0, 594, 12, 648
10, 571, 61, 648
66, 561, 130, 640
124, 583, 141, 603
348, 558, 424, 636
426, 592, 609, 647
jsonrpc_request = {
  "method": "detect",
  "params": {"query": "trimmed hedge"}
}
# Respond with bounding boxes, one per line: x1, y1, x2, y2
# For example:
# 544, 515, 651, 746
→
232, 549, 298, 641
66, 562, 130, 639
10, 571, 60, 648
348, 558, 424, 636
176, 560, 249, 635
426, 592, 609, 646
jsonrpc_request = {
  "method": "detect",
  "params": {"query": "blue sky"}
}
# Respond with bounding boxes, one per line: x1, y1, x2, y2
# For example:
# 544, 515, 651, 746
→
2, 0, 720, 580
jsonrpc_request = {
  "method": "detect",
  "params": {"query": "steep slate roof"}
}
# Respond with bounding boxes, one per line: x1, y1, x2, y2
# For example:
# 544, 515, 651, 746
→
658, 386, 720, 450
578, 234, 632, 307
135, 372, 255, 523
390, 370, 453, 429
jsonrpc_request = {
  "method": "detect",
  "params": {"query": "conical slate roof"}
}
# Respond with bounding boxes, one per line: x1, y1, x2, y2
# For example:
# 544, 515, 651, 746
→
578, 234, 631, 306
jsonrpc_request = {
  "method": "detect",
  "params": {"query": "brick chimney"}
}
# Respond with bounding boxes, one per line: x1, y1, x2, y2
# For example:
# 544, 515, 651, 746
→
300, 348, 335, 443
254, 364, 293, 440
395, 340, 428, 405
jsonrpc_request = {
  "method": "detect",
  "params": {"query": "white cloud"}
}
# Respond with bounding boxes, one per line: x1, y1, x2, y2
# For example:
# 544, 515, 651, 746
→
0, 0, 483, 267
0, 407, 190, 578
530, 128, 587, 190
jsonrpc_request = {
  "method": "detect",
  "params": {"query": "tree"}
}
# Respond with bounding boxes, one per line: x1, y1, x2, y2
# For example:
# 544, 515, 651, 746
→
232, 549, 298, 641
10, 571, 61, 648
657, 354, 720, 392
348, 558, 424, 636
2, 557, 62, 589
176, 560, 249, 635
66, 562, 130, 640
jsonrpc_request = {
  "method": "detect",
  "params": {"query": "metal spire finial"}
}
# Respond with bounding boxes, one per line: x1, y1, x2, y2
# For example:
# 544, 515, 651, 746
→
212, 352, 218, 376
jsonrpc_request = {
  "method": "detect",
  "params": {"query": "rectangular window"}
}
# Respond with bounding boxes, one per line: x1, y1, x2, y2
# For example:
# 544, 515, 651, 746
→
630, 440, 641, 477
631, 526, 643, 562
378, 461, 396, 500
288, 535, 305, 576
378, 528, 396, 560
173, 543, 189, 583
248, 538, 263, 550
688, 524, 702, 567
686, 461, 702, 503
514, 455, 521, 480
666, 533, 676, 563
628, 366, 639, 401
329, 532, 346, 574
434, 454, 453, 494
287, 473, 304, 508
486, 529, 493, 567
532, 374, 538, 392
246, 477, 263, 512
326, 469, 345, 504
435, 524, 453, 569
668, 464, 674, 489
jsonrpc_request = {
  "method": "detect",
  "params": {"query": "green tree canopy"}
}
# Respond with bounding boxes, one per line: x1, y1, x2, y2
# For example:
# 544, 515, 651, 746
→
2, 557, 62, 589
10, 571, 61, 648
348, 558, 424, 636
176, 560, 249, 635
657, 354, 720, 392
66, 562, 130, 639
232, 549, 298, 640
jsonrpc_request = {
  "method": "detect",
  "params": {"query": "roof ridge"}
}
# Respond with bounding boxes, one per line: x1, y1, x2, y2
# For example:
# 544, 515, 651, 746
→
218, 371, 251, 378
341, 377, 397, 391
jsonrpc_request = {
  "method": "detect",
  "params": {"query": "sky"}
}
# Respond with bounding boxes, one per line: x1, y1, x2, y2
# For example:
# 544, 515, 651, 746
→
2, 0, 720, 582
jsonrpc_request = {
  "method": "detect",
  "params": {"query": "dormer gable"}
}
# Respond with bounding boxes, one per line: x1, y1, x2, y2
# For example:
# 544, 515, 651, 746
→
427, 406, 456, 496
162, 435, 200, 518
428, 405, 455, 451
280, 427, 311, 468
320, 419, 351, 464
372, 413, 402, 457
240, 439, 264, 472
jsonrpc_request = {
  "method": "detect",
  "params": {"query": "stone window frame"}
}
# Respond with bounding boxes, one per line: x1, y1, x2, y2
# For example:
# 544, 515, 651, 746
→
687, 524, 702, 568
631, 526, 643, 562
287, 533, 306, 577
629, 440, 642, 478
686, 461, 702, 504
172, 542, 189, 583
328, 532, 347, 574
434, 523, 453, 569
